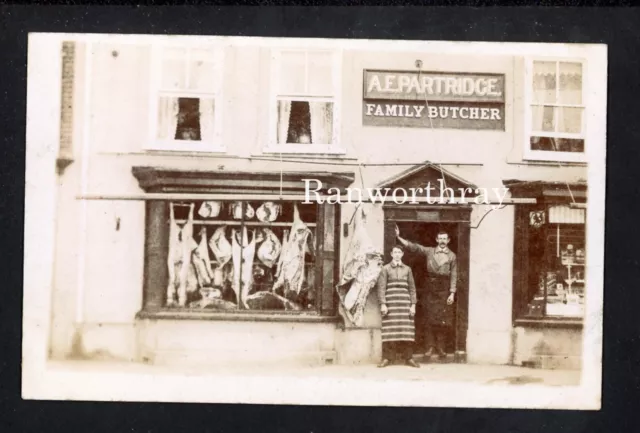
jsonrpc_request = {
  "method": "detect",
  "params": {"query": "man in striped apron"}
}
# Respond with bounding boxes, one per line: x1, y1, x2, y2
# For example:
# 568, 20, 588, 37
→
376, 245, 420, 368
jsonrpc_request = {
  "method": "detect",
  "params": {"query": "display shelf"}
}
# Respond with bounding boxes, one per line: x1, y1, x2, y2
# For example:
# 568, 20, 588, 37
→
172, 219, 317, 228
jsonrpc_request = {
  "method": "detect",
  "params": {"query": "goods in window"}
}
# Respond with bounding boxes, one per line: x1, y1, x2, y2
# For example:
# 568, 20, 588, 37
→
256, 202, 281, 222
209, 226, 232, 266
575, 248, 585, 264
245, 290, 302, 311
336, 208, 383, 326
166, 203, 200, 307
256, 228, 282, 268
197, 200, 222, 218
272, 205, 314, 296
561, 244, 575, 265
231, 227, 257, 308
230, 201, 255, 220
192, 227, 215, 287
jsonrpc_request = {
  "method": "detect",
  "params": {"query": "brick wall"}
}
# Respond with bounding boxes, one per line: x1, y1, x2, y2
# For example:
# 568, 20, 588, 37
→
58, 41, 75, 163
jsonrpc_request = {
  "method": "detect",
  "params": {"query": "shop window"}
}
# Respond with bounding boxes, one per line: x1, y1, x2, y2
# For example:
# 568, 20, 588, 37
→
517, 205, 586, 319
163, 200, 320, 312
146, 45, 224, 152
524, 59, 586, 163
267, 49, 343, 154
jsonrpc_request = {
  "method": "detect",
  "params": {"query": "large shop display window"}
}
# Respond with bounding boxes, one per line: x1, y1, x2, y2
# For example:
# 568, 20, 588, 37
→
524, 58, 586, 163
166, 200, 318, 311
267, 49, 343, 154
146, 44, 224, 152
133, 167, 353, 319
508, 180, 588, 322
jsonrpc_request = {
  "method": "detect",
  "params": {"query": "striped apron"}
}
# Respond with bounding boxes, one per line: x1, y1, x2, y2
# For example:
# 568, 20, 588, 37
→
381, 277, 415, 343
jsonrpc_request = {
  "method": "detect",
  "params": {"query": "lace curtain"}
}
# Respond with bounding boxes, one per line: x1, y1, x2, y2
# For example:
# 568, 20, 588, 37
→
532, 61, 583, 136
277, 100, 292, 144
199, 98, 216, 143
158, 97, 179, 140
309, 102, 333, 145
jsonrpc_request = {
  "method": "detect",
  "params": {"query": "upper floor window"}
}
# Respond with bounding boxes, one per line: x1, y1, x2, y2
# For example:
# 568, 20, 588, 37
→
146, 45, 224, 152
267, 49, 343, 154
525, 59, 586, 163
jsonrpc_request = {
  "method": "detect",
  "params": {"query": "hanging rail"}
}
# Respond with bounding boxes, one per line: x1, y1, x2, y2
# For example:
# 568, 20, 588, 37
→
75, 193, 537, 205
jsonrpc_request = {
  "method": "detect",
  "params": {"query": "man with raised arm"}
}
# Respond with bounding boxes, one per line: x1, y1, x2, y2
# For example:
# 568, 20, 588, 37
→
396, 226, 458, 359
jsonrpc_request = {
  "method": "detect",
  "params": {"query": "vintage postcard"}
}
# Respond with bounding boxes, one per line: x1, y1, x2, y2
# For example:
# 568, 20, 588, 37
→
22, 33, 606, 409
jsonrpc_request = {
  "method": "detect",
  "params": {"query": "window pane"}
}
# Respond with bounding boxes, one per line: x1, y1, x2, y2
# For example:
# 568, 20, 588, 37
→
161, 47, 187, 90
278, 100, 334, 145
188, 48, 217, 93
532, 61, 557, 104
157, 96, 179, 140
165, 200, 318, 312
158, 96, 214, 142
531, 105, 555, 132
558, 107, 583, 134
307, 51, 334, 96
530, 137, 584, 153
278, 51, 306, 95
545, 227, 585, 317
559, 62, 583, 105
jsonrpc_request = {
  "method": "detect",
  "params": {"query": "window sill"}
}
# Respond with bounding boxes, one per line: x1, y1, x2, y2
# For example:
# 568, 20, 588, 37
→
262, 146, 348, 157
508, 159, 588, 168
136, 308, 342, 324
514, 317, 584, 329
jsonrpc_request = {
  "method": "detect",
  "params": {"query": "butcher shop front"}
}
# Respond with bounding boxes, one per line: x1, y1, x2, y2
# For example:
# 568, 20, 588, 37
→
133, 168, 356, 366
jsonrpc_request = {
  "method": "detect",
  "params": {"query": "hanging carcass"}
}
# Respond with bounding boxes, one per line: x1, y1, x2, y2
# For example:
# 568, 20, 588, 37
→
272, 205, 314, 297
336, 207, 383, 327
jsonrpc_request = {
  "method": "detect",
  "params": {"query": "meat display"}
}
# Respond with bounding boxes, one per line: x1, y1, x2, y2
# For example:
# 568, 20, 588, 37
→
231, 226, 257, 308
272, 205, 314, 296
209, 226, 232, 266
166, 203, 199, 307
256, 228, 282, 268
336, 207, 383, 326
192, 227, 215, 288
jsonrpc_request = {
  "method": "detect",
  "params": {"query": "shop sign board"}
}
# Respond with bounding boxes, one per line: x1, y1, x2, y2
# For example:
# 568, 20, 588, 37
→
362, 70, 506, 130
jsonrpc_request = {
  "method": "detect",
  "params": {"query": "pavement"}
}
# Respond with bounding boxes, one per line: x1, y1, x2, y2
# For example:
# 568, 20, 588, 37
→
44, 358, 581, 387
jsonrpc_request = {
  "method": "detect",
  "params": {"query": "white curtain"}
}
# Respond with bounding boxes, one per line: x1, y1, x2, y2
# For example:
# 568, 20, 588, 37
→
277, 100, 292, 144
532, 61, 556, 104
199, 98, 215, 143
158, 97, 179, 140
309, 102, 333, 145
531, 105, 555, 134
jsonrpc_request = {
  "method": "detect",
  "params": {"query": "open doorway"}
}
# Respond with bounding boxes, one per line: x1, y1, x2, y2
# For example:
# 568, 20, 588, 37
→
394, 221, 460, 358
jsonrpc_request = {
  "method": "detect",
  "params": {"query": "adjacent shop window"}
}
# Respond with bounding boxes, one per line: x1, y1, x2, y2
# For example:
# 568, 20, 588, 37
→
525, 59, 586, 163
147, 45, 224, 152
267, 49, 343, 154
518, 205, 586, 319
164, 200, 322, 312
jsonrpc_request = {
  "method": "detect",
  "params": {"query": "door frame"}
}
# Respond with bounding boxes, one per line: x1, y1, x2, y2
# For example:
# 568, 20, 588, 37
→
383, 204, 472, 358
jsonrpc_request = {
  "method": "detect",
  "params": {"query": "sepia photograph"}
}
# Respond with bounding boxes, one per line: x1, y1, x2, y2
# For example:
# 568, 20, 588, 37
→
22, 32, 606, 409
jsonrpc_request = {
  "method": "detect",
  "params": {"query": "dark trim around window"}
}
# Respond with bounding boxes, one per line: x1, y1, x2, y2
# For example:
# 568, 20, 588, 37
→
133, 166, 355, 320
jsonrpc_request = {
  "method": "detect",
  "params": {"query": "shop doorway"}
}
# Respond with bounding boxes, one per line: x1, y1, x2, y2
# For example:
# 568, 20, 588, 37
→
394, 221, 459, 356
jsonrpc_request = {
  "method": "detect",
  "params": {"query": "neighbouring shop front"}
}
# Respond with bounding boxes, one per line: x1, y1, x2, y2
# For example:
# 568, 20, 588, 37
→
506, 180, 587, 370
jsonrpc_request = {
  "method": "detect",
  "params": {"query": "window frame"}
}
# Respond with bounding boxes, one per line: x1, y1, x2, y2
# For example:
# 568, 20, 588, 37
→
512, 202, 587, 323
523, 56, 588, 163
132, 167, 353, 321
146, 43, 225, 153
265, 48, 344, 155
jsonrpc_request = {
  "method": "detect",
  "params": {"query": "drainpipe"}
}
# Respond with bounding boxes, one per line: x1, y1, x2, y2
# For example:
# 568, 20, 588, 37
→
71, 41, 92, 359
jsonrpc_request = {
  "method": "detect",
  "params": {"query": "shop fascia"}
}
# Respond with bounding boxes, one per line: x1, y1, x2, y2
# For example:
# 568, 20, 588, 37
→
304, 178, 509, 209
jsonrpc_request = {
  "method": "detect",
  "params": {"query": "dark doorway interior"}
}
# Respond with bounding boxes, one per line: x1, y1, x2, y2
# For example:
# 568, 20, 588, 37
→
394, 221, 459, 356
